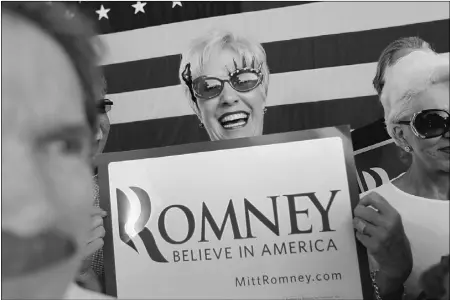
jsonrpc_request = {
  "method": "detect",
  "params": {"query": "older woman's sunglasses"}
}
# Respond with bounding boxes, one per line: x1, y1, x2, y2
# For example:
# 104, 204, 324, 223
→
97, 98, 113, 114
192, 68, 263, 100
396, 109, 449, 139
182, 58, 264, 102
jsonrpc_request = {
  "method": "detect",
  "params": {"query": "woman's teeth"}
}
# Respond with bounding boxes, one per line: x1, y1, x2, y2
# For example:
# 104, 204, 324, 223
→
223, 120, 247, 129
221, 113, 248, 122
219, 113, 249, 129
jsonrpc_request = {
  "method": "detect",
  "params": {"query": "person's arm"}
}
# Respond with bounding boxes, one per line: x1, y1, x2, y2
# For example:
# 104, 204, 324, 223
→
354, 192, 413, 299
368, 253, 406, 299
372, 270, 405, 299
76, 206, 106, 292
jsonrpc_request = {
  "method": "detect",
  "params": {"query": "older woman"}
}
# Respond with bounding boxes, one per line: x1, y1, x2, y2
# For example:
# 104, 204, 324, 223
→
179, 30, 269, 141
180, 30, 413, 299
356, 47, 449, 300
373, 37, 436, 168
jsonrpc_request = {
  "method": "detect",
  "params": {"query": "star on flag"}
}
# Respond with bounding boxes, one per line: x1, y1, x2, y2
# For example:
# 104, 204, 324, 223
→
172, 2, 182, 8
96, 5, 110, 20
132, 1, 147, 14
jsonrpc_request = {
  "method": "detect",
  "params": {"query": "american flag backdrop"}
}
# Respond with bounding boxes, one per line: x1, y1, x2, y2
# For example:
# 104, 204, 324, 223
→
72, 1, 449, 153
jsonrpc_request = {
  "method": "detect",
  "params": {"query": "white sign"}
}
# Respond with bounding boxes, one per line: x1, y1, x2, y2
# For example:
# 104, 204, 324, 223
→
103, 134, 367, 299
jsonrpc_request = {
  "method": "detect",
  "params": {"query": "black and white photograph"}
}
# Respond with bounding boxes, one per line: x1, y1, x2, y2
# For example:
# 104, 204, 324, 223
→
1, 1, 449, 299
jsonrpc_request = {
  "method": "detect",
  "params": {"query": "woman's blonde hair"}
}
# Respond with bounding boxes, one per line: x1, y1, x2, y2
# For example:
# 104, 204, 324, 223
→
381, 50, 449, 145
179, 29, 270, 114
373, 37, 433, 95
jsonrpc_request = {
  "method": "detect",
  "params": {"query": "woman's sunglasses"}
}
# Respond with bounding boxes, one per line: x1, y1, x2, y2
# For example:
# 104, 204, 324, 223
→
192, 68, 263, 100
396, 109, 449, 139
97, 98, 113, 114
181, 58, 264, 101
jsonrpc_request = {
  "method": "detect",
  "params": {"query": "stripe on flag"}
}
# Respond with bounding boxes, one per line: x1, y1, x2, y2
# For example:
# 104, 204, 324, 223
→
99, 2, 449, 65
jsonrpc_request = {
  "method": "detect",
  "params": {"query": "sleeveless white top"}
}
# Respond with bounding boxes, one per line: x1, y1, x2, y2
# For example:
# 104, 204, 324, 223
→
361, 176, 449, 300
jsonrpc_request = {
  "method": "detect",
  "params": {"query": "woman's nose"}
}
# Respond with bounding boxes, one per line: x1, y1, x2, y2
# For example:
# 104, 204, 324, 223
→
219, 82, 239, 106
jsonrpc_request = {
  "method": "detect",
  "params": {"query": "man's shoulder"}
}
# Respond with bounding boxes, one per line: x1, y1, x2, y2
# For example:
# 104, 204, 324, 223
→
65, 283, 115, 299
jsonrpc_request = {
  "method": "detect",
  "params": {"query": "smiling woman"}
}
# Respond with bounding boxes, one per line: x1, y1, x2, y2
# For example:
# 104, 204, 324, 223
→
179, 30, 270, 141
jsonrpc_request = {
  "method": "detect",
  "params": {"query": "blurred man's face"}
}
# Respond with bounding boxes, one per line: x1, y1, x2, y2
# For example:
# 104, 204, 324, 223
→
2, 13, 93, 299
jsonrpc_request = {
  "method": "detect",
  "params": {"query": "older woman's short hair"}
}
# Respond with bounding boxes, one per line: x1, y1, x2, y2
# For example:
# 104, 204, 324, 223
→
179, 30, 270, 111
373, 37, 434, 95
381, 50, 449, 144
2, 2, 104, 132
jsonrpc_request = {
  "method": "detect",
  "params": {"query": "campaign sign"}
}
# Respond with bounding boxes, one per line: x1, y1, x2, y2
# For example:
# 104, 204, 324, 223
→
96, 126, 372, 299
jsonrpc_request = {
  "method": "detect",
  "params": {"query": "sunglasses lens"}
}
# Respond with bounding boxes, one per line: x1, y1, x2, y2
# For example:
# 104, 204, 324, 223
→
193, 78, 222, 99
414, 110, 449, 138
231, 72, 260, 92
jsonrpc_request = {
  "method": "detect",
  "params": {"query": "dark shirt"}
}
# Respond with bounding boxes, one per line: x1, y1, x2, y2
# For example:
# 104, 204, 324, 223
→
91, 175, 105, 288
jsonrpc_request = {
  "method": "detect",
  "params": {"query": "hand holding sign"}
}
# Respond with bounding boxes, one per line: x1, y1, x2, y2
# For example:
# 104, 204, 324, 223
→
353, 192, 412, 294
76, 207, 107, 292
84, 206, 107, 257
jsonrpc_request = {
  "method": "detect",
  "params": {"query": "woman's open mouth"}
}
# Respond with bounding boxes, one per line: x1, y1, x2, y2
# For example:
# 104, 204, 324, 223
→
218, 111, 249, 130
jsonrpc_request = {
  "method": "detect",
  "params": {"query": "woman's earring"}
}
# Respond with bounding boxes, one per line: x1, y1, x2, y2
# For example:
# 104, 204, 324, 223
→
404, 146, 412, 152
199, 122, 204, 128
263, 107, 267, 115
